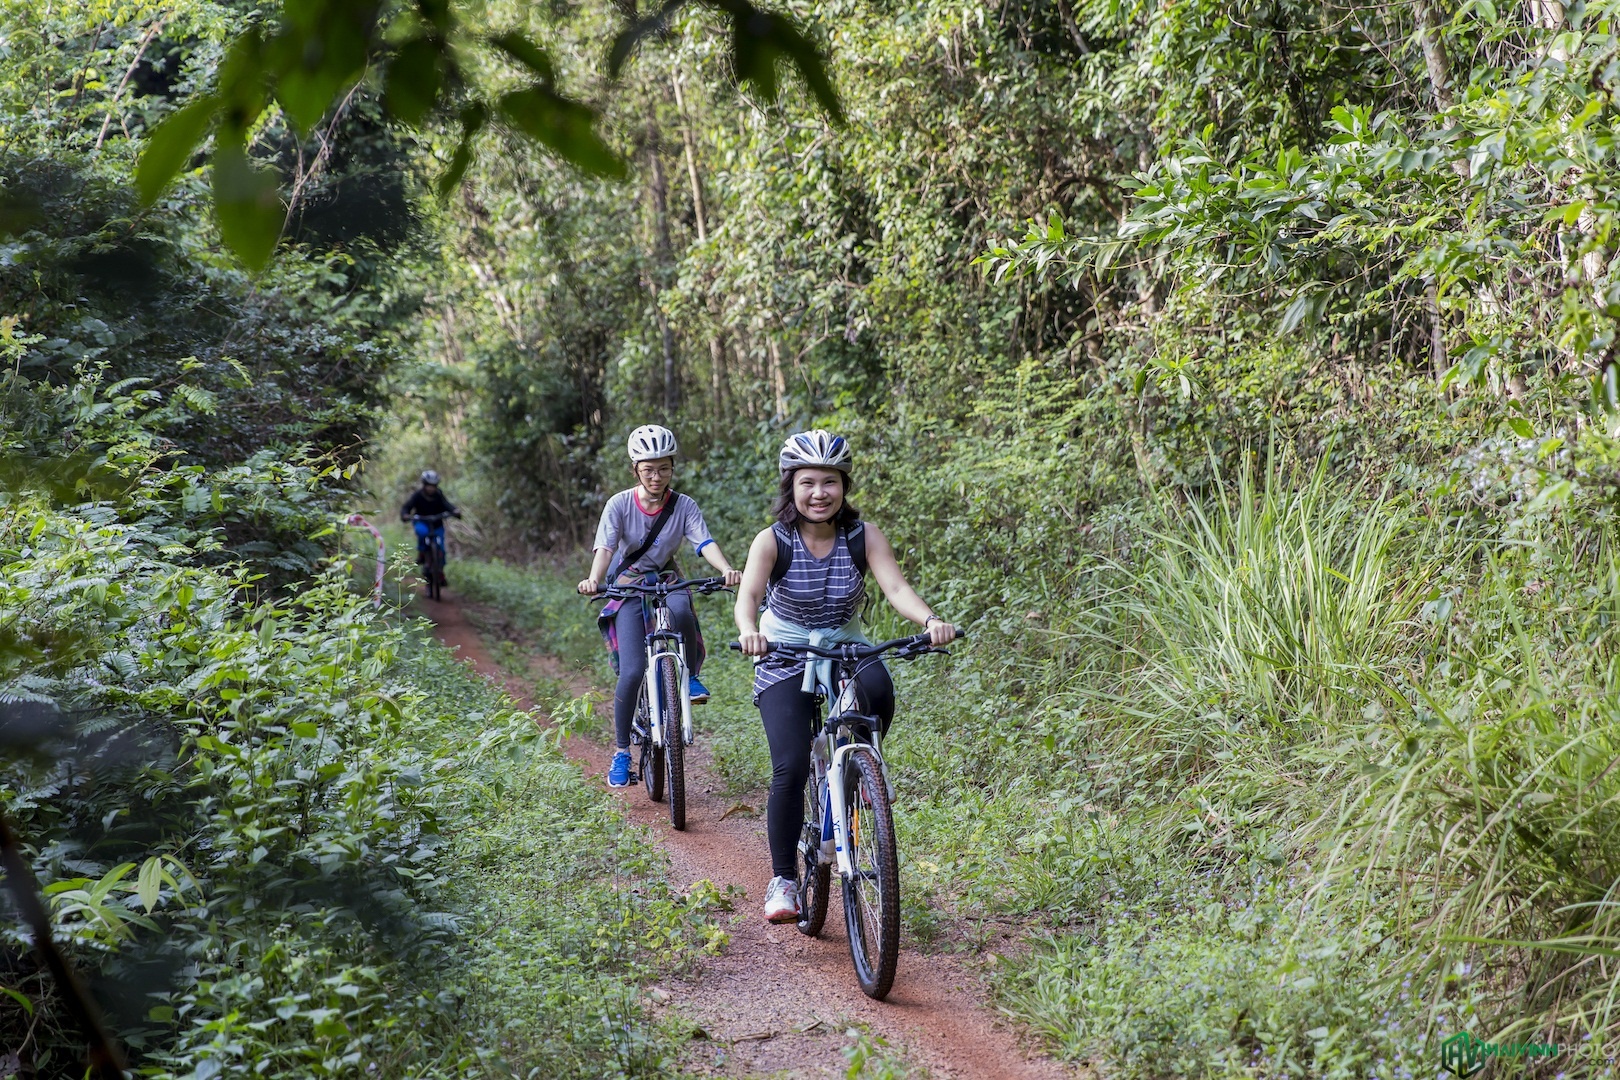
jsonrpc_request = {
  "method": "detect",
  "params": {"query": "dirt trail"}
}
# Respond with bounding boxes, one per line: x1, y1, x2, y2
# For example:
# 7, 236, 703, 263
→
426, 594, 1075, 1080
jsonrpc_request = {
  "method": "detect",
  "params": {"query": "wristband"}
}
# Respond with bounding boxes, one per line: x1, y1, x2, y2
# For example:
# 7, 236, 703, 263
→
924, 615, 941, 628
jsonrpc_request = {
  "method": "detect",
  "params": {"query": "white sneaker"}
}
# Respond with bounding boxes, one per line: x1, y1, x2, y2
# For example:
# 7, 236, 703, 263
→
762, 876, 800, 923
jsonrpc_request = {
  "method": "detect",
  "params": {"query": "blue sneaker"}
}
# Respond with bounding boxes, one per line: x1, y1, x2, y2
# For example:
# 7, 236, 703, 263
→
607, 749, 632, 787
688, 675, 710, 704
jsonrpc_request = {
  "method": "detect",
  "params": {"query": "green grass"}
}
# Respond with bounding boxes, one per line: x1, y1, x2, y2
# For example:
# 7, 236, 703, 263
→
448, 458, 1620, 1078
401, 637, 729, 1077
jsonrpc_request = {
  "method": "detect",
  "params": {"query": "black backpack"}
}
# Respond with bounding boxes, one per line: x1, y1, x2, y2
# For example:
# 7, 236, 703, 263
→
769, 521, 868, 584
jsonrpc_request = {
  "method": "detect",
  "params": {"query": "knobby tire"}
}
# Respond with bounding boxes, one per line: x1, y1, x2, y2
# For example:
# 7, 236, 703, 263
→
842, 747, 899, 1000
659, 653, 686, 830
797, 768, 831, 937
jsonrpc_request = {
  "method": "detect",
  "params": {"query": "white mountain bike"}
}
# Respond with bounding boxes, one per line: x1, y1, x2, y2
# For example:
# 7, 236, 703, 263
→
730, 632, 960, 1000
594, 576, 730, 830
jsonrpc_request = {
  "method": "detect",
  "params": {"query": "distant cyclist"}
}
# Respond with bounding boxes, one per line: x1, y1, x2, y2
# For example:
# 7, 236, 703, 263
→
578, 425, 743, 787
400, 469, 462, 574
733, 430, 955, 924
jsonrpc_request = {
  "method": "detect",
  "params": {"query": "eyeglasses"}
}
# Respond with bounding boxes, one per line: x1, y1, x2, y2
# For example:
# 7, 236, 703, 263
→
638, 464, 674, 477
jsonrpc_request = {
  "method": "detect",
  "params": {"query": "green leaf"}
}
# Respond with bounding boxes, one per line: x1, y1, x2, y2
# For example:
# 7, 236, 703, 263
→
719, 0, 844, 123
490, 32, 555, 83
1528, 478, 1573, 511
212, 138, 284, 272
497, 87, 625, 178
0, 985, 33, 1016
1506, 416, 1535, 438
437, 103, 488, 197
136, 96, 221, 206
608, 0, 685, 78
137, 856, 163, 913
385, 36, 443, 124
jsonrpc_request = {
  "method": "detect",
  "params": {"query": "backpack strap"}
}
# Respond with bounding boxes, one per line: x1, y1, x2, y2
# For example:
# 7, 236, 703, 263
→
769, 523, 793, 585
847, 521, 868, 577
611, 493, 680, 579
769, 520, 868, 584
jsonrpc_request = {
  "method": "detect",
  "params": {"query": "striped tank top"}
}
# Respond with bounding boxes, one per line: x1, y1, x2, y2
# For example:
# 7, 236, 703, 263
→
753, 522, 868, 700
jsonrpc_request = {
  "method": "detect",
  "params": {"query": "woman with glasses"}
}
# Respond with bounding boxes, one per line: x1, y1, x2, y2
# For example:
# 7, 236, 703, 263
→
578, 425, 742, 787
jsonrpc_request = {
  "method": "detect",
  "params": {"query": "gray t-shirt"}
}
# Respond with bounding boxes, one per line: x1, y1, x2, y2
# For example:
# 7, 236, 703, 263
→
593, 489, 713, 576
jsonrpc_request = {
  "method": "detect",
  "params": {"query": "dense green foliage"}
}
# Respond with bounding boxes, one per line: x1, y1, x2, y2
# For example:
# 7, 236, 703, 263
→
13, 0, 1620, 1074
399, 0, 1620, 1076
0, 4, 721, 1074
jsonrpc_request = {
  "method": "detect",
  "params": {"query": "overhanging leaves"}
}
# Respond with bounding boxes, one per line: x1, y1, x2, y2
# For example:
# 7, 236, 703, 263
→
136, 96, 221, 206
496, 87, 625, 178
211, 138, 284, 271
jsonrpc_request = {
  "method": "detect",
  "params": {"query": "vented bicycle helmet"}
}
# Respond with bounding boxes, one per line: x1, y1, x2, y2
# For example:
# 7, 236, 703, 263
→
778, 430, 852, 474
420, 469, 440, 485
627, 424, 679, 463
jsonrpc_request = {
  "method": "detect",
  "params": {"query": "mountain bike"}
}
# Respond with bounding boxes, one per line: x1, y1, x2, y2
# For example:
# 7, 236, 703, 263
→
729, 632, 960, 1000
592, 576, 731, 830
410, 512, 452, 601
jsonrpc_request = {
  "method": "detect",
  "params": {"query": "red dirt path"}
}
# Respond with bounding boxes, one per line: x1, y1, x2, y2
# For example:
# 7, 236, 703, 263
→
425, 593, 1077, 1079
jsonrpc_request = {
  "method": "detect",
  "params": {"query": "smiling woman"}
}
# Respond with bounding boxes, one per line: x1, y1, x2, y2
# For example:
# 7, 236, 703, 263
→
733, 430, 957, 925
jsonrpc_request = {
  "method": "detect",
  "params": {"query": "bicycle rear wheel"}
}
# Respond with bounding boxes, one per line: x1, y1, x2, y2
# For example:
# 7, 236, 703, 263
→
796, 769, 831, 937
639, 695, 664, 803
658, 653, 686, 830
841, 747, 899, 1000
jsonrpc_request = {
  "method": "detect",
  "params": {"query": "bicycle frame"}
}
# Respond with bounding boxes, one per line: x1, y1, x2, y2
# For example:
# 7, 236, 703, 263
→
639, 601, 693, 748
597, 576, 729, 749
813, 669, 889, 880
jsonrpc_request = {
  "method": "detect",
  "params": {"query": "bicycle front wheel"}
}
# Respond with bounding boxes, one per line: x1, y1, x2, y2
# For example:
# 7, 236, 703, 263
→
797, 770, 831, 937
658, 653, 686, 830
841, 747, 899, 1000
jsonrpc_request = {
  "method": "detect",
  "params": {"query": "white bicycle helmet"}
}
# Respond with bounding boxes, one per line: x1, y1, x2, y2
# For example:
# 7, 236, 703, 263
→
778, 429, 852, 474
627, 424, 679, 463
420, 469, 440, 485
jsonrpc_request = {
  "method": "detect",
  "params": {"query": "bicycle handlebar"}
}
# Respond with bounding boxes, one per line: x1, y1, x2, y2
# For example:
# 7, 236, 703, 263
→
725, 631, 965, 660
408, 512, 457, 523
588, 576, 733, 603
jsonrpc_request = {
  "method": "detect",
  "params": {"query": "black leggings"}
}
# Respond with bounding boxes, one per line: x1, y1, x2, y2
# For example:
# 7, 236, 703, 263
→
759, 666, 895, 880
613, 593, 704, 749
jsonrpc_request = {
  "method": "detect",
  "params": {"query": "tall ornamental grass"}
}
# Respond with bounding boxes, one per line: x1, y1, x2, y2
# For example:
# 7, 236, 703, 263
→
1044, 454, 1620, 1068
1060, 460, 1438, 838
1322, 546, 1620, 1059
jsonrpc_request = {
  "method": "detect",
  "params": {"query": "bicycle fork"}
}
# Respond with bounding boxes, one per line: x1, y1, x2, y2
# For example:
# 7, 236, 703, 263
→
640, 640, 694, 748
822, 741, 864, 880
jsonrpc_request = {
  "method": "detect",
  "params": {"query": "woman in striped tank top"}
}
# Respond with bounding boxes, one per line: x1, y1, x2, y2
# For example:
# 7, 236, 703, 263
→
734, 430, 957, 924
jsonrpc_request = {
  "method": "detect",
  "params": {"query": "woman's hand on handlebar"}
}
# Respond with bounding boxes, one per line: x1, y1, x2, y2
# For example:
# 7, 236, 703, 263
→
721, 568, 743, 588
925, 618, 957, 647
577, 577, 600, 596
737, 631, 769, 656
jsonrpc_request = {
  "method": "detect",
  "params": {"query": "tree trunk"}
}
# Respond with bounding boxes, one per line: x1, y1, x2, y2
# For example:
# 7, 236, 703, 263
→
1427, 282, 1447, 384
673, 73, 730, 418
1414, 0, 1455, 111
644, 117, 680, 417
767, 337, 788, 420
710, 335, 728, 415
